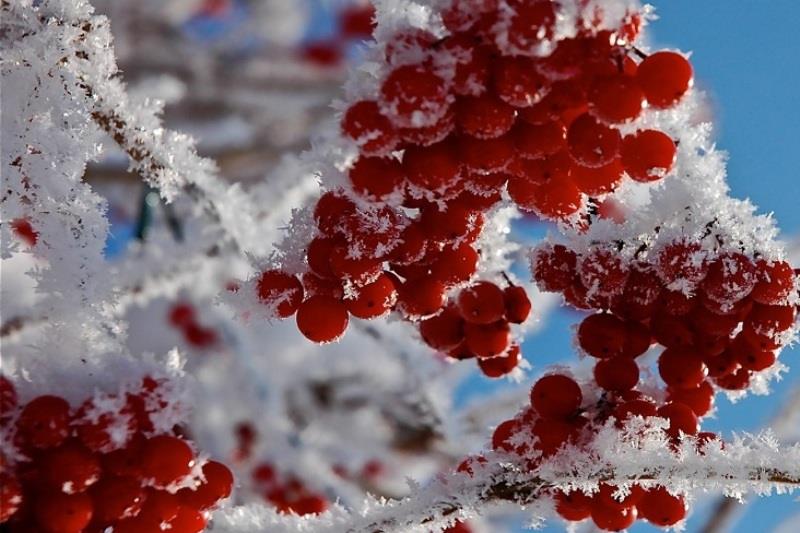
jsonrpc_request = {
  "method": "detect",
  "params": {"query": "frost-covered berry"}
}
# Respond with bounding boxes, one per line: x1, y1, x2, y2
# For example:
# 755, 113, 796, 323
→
477, 344, 521, 378
419, 305, 465, 350
636, 51, 693, 109
344, 273, 397, 319
140, 436, 195, 488
457, 281, 505, 324
341, 100, 399, 155
296, 296, 350, 343
17, 395, 71, 449
256, 270, 304, 318
620, 129, 676, 182
532, 244, 577, 292
464, 320, 511, 358
567, 114, 621, 168
588, 75, 644, 124
380, 65, 450, 128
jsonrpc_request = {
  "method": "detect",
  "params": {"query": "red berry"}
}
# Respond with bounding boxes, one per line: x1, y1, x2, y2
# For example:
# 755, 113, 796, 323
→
588, 75, 644, 124
513, 121, 566, 160
512, 175, 582, 219
168, 506, 207, 533
506, 0, 556, 53
140, 436, 195, 488
314, 192, 356, 236
296, 296, 350, 343
715, 367, 751, 390
702, 252, 757, 304
567, 114, 621, 168
491, 419, 520, 452
441, 0, 498, 33
348, 156, 405, 201
503, 285, 532, 324
658, 349, 707, 389
651, 313, 695, 349
455, 95, 516, 139
620, 129, 676, 182
477, 344, 521, 378
578, 313, 627, 358
656, 240, 707, 290
430, 244, 479, 286
339, 4, 375, 37
403, 139, 462, 192
0, 473, 22, 522
256, 270, 304, 318
751, 259, 796, 305
531, 244, 577, 292
590, 500, 637, 531
637, 487, 687, 526
530, 374, 582, 420
667, 380, 714, 417
594, 483, 644, 510
344, 273, 397, 319
400, 107, 456, 146
457, 282, 505, 324
341, 100, 398, 155
40, 442, 101, 494
419, 305, 465, 350
532, 417, 583, 456
168, 303, 195, 328
90, 476, 146, 523
657, 402, 699, 437
35, 492, 92, 532
515, 149, 572, 184
728, 335, 777, 372
449, 42, 493, 96
420, 205, 483, 244
571, 159, 623, 195
578, 248, 629, 302
17, 395, 71, 449
464, 320, 511, 358
458, 134, 515, 174
746, 303, 796, 337
380, 64, 450, 128
613, 398, 657, 425
137, 489, 181, 526
329, 246, 382, 287
492, 56, 548, 108
554, 489, 592, 521
636, 51, 693, 109
178, 460, 233, 510
290, 494, 328, 515
396, 277, 447, 320
594, 357, 639, 392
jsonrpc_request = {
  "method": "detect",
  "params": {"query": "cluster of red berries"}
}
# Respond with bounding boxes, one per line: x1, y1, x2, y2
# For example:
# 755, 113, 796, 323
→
0, 376, 233, 533
251, 462, 328, 516
533, 240, 798, 393
477, 373, 716, 531
419, 280, 531, 377
301, 3, 376, 67
341, 1, 688, 220
168, 302, 219, 350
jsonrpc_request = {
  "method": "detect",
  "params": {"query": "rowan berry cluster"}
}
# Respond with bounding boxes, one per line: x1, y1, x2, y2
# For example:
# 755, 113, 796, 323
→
168, 302, 219, 350
533, 240, 799, 394
0, 376, 233, 533
483, 373, 715, 531
251, 462, 328, 516
420, 280, 531, 376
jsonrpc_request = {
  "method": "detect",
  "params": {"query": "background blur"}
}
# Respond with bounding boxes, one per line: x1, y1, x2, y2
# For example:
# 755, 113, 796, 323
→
86, 0, 799, 531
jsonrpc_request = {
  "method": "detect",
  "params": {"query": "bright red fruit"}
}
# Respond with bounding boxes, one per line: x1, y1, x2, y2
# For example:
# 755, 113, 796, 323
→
464, 320, 511, 358
455, 94, 516, 139
380, 64, 450, 128
657, 402, 699, 437
658, 349, 707, 389
90, 476, 146, 523
178, 461, 234, 510
477, 344, 521, 378
591, 499, 637, 531
457, 282, 506, 324
637, 487, 687, 526
503, 285, 532, 324
506, 0, 556, 53
620, 129, 676, 182
571, 159, 623, 195
578, 313, 627, 358
513, 121, 566, 159
256, 270, 304, 318
702, 252, 757, 304
491, 419, 521, 452
532, 244, 577, 292
594, 357, 639, 392
656, 240, 707, 289
296, 296, 350, 343
140, 436, 195, 488
667, 380, 714, 417
419, 306, 465, 350
751, 259, 795, 304
403, 139, 462, 192
341, 100, 398, 155
578, 248, 629, 302
17, 395, 71, 449
349, 156, 405, 201
636, 51, 693, 108
36, 491, 94, 533
344, 274, 397, 319
554, 489, 592, 521
40, 443, 101, 493
492, 56, 547, 108
396, 277, 447, 320
530, 374, 582, 420
567, 114, 621, 168
588, 75, 644, 124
